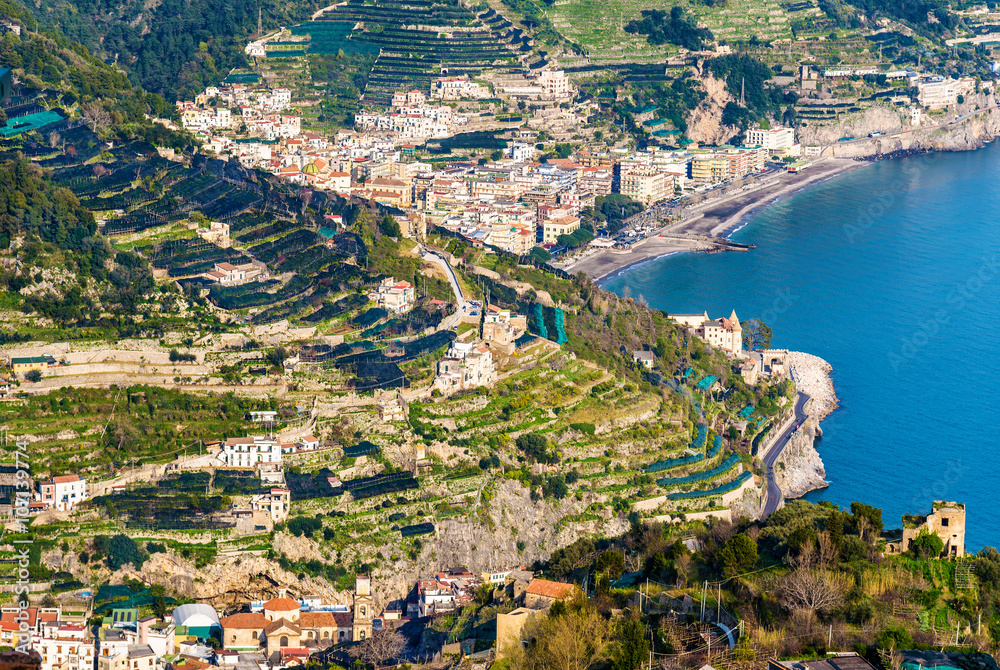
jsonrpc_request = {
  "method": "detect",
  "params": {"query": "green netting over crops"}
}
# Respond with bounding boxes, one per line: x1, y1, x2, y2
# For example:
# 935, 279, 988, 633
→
656, 453, 739, 487
647, 426, 708, 473
695, 375, 718, 390
288, 21, 381, 54
667, 471, 752, 500
344, 441, 380, 458
707, 435, 724, 458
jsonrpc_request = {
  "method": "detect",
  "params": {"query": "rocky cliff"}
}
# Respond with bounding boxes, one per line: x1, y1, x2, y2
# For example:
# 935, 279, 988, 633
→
687, 73, 738, 145
797, 92, 1000, 158
54, 478, 628, 609
772, 352, 838, 500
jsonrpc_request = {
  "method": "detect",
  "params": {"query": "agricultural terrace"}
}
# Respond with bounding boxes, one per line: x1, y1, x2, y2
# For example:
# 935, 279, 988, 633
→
548, 0, 798, 63
0, 386, 285, 477
309, 0, 523, 106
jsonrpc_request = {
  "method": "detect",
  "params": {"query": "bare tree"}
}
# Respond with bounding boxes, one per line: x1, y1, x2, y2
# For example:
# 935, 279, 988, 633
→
48, 131, 61, 148
817, 531, 838, 566
82, 102, 112, 133
778, 567, 845, 614
353, 628, 406, 669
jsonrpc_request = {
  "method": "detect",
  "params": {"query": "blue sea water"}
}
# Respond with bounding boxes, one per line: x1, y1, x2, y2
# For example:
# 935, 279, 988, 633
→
601, 144, 1000, 550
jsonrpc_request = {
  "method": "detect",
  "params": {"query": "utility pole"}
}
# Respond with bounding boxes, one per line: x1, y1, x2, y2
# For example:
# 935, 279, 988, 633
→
829, 624, 833, 650
717, 582, 721, 621
701, 581, 707, 622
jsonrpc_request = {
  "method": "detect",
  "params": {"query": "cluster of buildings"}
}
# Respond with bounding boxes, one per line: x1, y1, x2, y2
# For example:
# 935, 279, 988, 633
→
178, 84, 296, 141
174, 76, 799, 258
355, 90, 469, 140
494, 68, 574, 102
915, 75, 977, 109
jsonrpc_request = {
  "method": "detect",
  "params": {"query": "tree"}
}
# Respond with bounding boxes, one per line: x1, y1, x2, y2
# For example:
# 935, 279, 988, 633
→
717, 533, 758, 577
98, 534, 146, 570
612, 616, 649, 670
528, 246, 552, 263
82, 101, 112, 133
505, 601, 610, 670
910, 528, 944, 559
24, 369, 42, 382
516, 432, 552, 462
353, 628, 406, 669
741, 318, 773, 351
850, 501, 884, 539
266, 346, 288, 370
778, 567, 845, 613
596, 550, 625, 581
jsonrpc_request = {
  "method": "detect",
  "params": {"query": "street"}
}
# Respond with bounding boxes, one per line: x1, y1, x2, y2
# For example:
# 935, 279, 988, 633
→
760, 391, 810, 519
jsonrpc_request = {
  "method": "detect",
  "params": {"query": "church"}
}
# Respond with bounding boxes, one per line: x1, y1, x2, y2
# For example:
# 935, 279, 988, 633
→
220, 577, 375, 662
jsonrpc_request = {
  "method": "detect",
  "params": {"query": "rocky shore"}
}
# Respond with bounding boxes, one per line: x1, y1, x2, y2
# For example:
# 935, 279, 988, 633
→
772, 352, 838, 500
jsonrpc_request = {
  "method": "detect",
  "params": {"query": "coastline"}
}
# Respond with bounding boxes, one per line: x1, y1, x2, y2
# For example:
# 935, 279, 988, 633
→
772, 352, 839, 501
572, 157, 870, 283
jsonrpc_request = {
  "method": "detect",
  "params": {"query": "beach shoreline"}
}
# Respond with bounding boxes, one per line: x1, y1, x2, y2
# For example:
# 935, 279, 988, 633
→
568, 157, 871, 282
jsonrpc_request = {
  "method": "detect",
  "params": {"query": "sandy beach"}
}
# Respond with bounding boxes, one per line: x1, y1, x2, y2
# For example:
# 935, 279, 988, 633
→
568, 157, 870, 281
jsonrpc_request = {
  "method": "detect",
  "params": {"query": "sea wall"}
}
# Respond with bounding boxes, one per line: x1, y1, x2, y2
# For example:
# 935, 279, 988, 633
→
772, 352, 838, 499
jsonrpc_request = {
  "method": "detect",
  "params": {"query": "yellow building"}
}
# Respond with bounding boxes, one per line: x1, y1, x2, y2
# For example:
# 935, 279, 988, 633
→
541, 215, 580, 244
11, 356, 48, 374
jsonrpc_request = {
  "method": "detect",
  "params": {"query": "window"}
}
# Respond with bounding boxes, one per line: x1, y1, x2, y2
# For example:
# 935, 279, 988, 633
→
942, 517, 949, 526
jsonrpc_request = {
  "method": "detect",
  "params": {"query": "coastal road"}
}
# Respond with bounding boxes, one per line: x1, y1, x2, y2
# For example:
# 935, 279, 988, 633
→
760, 392, 810, 519
830, 104, 1000, 148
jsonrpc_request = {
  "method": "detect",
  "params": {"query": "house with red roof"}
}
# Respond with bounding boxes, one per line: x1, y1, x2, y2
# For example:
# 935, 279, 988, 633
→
38, 474, 87, 511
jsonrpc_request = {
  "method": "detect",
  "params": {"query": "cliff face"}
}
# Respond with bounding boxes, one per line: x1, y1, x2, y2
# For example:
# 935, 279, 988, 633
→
66, 479, 628, 609
772, 352, 838, 500
687, 74, 738, 145
796, 92, 1000, 158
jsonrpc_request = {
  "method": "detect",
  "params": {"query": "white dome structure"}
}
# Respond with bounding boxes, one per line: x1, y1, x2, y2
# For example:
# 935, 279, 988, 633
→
172, 603, 222, 640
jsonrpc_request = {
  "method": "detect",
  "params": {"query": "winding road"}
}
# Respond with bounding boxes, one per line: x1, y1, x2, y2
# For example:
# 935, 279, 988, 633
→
760, 391, 810, 519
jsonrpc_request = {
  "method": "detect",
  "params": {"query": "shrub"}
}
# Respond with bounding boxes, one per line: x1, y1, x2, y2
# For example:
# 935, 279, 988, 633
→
287, 516, 323, 538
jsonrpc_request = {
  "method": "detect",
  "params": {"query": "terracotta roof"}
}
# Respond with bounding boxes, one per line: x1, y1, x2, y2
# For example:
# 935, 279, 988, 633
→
220, 613, 269, 629
332, 612, 353, 628
525, 579, 575, 600
52, 475, 80, 484
263, 597, 301, 612
263, 618, 301, 635
299, 612, 335, 628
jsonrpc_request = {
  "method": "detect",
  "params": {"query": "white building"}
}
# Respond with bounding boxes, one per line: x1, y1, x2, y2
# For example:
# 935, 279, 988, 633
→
36, 625, 95, 670
38, 475, 87, 511
222, 437, 282, 468
745, 126, 796, 153
432, 341, 495, 394
417, 580, 456, 617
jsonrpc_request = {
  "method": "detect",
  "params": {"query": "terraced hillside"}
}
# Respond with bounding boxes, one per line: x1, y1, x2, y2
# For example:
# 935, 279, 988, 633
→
549, 0, 800, 63
309, 0, 525, 106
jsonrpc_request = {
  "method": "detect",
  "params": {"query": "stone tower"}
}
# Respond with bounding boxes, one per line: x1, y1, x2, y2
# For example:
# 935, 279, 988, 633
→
352, 574, 374, 642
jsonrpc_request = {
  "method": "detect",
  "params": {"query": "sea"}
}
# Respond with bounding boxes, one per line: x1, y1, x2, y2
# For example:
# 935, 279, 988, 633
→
601, 143, 1000, 551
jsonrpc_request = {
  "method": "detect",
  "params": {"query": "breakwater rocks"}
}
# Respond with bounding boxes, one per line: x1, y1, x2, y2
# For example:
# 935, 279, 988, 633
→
772, 352, 838, 499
